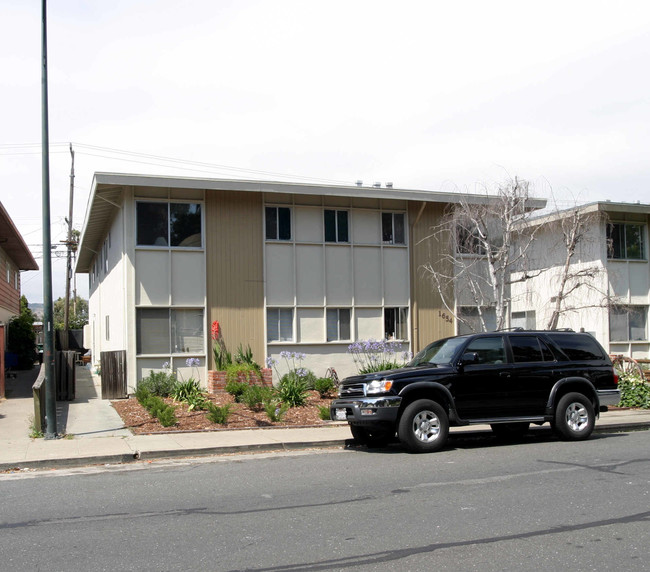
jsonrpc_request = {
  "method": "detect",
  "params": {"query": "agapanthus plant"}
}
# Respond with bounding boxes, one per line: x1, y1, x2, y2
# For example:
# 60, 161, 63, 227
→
348, 339, 412, 374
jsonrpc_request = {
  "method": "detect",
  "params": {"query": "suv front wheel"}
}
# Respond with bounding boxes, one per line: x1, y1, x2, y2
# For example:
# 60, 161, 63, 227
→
554, 392, 595, 441
398, 399, 449, 453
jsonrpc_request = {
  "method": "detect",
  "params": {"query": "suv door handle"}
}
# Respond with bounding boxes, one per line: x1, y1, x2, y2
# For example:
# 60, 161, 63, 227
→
499, 372, 511, 378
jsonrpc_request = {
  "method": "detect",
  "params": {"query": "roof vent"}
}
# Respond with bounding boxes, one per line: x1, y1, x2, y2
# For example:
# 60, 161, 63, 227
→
373, 182, 381, 188
385, 182, 393, 188
356, 180, 363, 187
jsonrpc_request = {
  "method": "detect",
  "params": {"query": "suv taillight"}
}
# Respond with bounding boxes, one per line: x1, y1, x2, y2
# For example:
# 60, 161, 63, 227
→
613, 372, 619, 385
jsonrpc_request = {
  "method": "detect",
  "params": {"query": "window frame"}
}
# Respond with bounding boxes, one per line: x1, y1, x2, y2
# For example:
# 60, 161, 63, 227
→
324, 209, 349, 243
607, 222, 646, 260
381, 212, 406, 245
135, 200, 204, 249
326, 308, 351, 342
609, 306, 648, 342
265, 206, 292, 241
267, 307, 294, 342
384, 307, 409, 340
136, 307, 205, 355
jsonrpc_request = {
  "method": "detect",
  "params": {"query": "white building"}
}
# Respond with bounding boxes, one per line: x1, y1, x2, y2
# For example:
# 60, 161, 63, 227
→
76, 174, 535, 391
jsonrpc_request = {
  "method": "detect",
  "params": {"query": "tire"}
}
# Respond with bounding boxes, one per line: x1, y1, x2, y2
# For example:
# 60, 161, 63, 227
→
553, 392, 595, 441
349, 425, 392, 448
398, 399, 449, 453
490, 422, 530, 441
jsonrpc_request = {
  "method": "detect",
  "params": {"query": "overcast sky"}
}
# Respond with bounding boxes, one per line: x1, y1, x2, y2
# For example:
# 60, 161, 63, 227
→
2, 0, 650, 304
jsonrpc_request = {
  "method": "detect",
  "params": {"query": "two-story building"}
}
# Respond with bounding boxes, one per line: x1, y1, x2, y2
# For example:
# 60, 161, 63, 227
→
76, 173, 546, 391
510, 201, 650, 358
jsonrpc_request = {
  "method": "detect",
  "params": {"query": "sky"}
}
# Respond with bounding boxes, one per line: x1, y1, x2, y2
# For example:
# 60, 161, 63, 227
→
2, 0, 650, 304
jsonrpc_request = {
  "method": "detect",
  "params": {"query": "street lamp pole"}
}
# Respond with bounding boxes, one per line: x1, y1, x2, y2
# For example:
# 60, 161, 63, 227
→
41, 0, 57, 439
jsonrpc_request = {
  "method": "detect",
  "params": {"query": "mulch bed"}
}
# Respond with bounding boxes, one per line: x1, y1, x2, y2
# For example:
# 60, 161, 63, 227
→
111, 390, 336, 434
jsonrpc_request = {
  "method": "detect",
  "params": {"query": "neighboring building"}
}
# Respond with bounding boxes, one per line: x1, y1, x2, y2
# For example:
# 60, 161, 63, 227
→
75, 173, 546, 391
0, 201, 39, 397
510, 201, 650, 358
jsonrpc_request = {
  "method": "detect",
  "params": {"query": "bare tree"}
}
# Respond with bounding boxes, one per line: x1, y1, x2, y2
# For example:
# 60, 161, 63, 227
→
422, 177, 542, 332
544, 206, 608, 330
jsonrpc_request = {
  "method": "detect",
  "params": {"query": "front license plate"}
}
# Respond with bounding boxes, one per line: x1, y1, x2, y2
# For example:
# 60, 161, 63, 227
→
334, 408, 347, 421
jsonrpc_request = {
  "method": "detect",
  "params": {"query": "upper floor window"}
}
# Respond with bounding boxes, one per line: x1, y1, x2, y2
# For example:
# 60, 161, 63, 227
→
136, 201, 202, 247
456, 225, 486, 255
265, 207, 291, 241
382, 213, 405, 245
324, 210, 349, 243
326, 308, 351, 341
458, 306, 496, 335
609, 306, 647, 342
607, 223, 645, 260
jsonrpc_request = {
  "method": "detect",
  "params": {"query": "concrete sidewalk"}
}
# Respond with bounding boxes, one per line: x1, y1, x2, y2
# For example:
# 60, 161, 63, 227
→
1, 365, 649, 472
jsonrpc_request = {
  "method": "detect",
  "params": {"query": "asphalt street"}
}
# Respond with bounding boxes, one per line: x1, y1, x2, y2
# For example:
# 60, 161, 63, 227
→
1, 428, 649, 571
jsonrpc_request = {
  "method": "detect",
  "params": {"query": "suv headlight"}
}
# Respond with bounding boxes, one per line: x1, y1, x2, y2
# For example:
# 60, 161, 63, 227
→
366, 379, 393, 395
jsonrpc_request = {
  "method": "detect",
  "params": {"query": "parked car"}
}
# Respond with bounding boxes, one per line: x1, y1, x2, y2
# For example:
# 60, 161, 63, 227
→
330, 330, 620, 453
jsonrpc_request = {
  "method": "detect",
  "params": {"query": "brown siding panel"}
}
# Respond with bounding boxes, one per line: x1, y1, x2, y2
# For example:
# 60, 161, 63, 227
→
205, 191, 265, 368
409, 202, 455, 352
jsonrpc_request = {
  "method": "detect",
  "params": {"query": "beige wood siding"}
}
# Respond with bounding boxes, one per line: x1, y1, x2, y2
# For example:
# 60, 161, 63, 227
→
206, 191, 265, 368
409, 202, 455, 351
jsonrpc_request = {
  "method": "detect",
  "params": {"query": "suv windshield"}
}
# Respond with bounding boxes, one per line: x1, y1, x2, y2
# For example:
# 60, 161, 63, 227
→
409, 337, 467, 366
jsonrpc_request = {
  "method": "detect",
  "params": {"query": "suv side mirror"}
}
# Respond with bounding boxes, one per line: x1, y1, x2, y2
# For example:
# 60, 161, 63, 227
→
461, 352, 480, 365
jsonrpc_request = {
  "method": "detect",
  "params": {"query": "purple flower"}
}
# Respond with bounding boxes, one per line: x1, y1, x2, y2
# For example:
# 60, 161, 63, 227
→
162, 362, 169, 369
279, 351, 292, 360
186, 357, 200, 368
296, 368, 308, 377
266, 356, 277, 368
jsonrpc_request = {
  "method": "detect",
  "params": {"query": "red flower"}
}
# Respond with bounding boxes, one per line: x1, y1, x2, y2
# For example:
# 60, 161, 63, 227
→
211, 321, 220, 340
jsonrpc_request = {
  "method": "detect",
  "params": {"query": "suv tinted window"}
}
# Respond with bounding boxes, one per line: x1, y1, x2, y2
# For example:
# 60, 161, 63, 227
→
545, 333, 606, 361
465, 336, 505, 364
511, 336, 543, 362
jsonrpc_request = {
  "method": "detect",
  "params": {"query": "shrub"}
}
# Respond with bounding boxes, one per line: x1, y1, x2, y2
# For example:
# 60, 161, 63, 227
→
277, 372, 309, 407
134, 385, 151, 405
172, 379, 209, 411
225, 379, 250, 402
139, 370, 177, 397
314, 377, 335, 398
206, 402, 232, 425
241, 385, 274, 411
618, 372, 650, 408
156, 406, 178, 427
225, 363, 261, 384
318, 405, 331, 420
264, 399, 289, 422
143, 395, 167, 418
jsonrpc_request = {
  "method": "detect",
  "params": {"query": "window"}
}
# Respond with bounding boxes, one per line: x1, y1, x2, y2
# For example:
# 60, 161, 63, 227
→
267, 308, 293, 342
326, 308, 351, 341
382, 213, 405, 244
136, 201, 202, 247
324, 210, 349, 243
385, 307, 408, 340
136, 308, 204, 354
105, 316, 110, 341
265, 207, 291, 241
511, 310, 536, 330
607, 223, 645, 260
457, 307, 497, 335
609, 306, 647, 342
456, 225, 486, 255
510, 336, 553, 362
546, 333, 607, 361
464, 336, 505, 365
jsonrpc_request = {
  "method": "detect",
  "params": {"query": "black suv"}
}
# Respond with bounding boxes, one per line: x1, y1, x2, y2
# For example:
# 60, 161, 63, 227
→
330, 330, 620, 453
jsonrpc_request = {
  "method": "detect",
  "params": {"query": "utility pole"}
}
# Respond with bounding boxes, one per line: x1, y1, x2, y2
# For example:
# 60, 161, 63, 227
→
63, 143, 75, 349
41, 0, 57, 438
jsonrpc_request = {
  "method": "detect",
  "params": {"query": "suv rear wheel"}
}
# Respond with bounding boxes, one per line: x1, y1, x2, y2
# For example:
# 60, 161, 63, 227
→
398, 399, 449, 453
554, 392, 595, 441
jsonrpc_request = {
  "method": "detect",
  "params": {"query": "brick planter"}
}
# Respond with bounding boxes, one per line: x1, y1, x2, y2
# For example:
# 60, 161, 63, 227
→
208, 368, 273, 394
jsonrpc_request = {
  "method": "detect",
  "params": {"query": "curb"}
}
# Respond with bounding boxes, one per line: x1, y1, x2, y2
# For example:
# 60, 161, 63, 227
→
1, 422, 648, 473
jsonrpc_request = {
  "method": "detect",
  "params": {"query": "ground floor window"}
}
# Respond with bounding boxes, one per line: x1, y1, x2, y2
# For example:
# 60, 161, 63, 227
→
267, 308, 293, 342
326, 308, 351, 341
609, 306, 647, 342
385, 307, 408, 340
136, 308, 204, 354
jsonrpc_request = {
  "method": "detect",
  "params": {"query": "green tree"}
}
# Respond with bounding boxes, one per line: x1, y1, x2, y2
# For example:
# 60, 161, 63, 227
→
53, 296, 89, 330
7, 295, 37, 369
